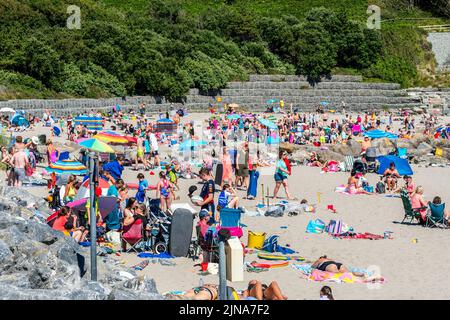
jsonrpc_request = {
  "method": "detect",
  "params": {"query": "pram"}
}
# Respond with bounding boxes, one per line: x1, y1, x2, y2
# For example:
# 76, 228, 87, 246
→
147, 198, 172, 254
364, 147, 378, 173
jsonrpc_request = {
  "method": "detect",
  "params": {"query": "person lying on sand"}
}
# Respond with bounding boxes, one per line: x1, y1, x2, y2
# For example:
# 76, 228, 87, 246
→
180, 280, 287, 300
312, 256, 365, 277
241, 280, 288, 300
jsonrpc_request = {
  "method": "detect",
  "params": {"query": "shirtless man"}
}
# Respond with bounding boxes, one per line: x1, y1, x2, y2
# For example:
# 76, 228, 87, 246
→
10, 148, 29, 187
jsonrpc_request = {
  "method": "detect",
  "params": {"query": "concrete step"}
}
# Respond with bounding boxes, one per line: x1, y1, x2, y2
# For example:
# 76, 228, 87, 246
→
248, 74, 363, 82
226, 81, 401, 90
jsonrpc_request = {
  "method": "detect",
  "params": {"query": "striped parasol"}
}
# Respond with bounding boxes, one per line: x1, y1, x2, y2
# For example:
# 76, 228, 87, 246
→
78, 138, 115, 153
45, 159, 87, 175
94, 132, 129, 144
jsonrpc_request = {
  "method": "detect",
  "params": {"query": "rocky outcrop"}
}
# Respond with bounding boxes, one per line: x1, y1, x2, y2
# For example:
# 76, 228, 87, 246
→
0, 187, 162, 300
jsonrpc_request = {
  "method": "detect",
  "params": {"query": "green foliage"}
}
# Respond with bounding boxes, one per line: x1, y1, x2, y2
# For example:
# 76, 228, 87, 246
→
292, 23, 337, 85
0, 0, 445, 99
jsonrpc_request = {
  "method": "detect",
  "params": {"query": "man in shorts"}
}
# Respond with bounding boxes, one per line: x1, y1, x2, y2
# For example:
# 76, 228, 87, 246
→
235, 142, 249, 190
149, 131, 160, 168
10, 148, 29, 187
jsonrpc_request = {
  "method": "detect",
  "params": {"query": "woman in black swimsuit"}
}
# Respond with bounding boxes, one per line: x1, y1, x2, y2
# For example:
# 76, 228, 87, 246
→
312, 256, 365, 276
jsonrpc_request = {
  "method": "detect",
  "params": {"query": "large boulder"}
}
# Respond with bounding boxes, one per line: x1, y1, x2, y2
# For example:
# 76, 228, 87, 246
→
0, 187, 163, 300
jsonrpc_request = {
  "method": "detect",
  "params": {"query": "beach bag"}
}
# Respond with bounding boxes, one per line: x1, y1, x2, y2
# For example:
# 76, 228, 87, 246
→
363, 185, 374, 193
376, 181, 385, 194
306, 219, 326, 234
264, 205, 284, 217
261, 235, 279, 253
25, 163, 33, 176
327, 220, 343, 235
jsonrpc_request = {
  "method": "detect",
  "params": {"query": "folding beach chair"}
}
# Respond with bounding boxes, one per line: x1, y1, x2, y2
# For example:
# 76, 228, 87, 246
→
121, 219, 144, 252
426, 203, 448, 229
219, 207, 243, 238
344, 155, 354, 172
400, 189, 425, 224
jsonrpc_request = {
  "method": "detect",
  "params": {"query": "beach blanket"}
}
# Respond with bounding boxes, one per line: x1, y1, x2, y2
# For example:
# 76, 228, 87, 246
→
335, 185, 351, 195
292, 264, 385, 284
137, 252, 174, 259
332, 232, 386, 240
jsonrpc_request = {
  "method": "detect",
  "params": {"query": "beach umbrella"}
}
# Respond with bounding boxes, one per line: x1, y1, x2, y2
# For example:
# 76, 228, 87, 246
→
227, 114, 241, 120
94, 132, 129, 144
67, 196, 117, 220
376, 155, 413, 176
257, 117, 278, 130
78, 138, 115, 153
364, 129, 398, 140
74, 177, 110, 200
179, 139, 208, 151
45, 159, 87, 175
0, 107, 15, 113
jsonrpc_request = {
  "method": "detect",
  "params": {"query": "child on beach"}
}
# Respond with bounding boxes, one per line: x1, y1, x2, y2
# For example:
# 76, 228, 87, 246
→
135, 173, 148, 203
320, 286, 334, 300
217, 183, 239, 210
156, 171, 173, 213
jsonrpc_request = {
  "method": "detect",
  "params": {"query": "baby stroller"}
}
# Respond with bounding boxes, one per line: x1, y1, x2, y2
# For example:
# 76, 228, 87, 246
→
352, 159, 368, 174
364, 147, 378, 173
147, 198, 172, 254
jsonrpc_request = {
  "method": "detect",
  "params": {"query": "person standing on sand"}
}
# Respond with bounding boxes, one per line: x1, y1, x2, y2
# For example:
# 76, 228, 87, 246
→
273, 151, 294, 200
10, 148, 29, 187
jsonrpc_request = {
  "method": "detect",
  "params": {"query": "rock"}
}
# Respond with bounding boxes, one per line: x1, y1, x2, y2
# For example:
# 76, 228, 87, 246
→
0, 188, 162, 300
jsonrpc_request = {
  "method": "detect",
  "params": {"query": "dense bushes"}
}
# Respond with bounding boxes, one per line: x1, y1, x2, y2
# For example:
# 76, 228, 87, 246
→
0, 0, 435, 99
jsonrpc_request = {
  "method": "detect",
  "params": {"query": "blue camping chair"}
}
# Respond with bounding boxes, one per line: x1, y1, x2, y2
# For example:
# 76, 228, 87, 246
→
219, 207, 243, 238
426, 203, 448, 228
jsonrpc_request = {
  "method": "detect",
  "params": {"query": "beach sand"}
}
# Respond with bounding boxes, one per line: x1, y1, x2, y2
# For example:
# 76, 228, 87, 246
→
8, 112, 450, 300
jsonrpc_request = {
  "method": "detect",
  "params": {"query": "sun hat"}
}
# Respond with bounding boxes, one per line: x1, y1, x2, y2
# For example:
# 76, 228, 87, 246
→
32, 136, 39, 145
199, 209, 209, 219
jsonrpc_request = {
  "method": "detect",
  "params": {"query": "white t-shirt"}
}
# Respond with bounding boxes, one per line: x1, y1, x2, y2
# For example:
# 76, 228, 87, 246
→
149, 133, 158, 151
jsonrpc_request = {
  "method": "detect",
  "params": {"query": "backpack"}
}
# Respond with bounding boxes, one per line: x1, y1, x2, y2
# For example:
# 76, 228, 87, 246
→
376, 181, 386, 194
261, 235, 279, 253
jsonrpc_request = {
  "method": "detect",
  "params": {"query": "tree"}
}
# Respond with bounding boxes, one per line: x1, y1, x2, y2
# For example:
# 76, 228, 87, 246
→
292, 24, 337, 86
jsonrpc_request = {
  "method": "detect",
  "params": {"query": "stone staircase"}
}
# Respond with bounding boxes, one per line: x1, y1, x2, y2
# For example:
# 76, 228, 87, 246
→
0, 75, 421, 116
184, 74, 421, 111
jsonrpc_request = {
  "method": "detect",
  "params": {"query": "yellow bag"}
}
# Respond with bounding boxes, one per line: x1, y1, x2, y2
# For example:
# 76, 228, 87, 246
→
435, 147, 443, 157
247, 231, 266, 249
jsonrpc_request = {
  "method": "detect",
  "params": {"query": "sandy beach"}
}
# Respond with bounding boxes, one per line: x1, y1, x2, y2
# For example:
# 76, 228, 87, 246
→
8, 112, 450, 300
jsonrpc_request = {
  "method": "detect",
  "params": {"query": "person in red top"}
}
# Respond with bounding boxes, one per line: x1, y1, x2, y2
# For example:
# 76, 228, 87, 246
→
52, 206, 69, 233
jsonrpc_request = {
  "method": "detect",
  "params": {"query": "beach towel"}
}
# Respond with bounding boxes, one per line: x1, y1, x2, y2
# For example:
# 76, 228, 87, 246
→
292, 264, 385, 284
306, 219, 326, 234
137, 252, 174, 259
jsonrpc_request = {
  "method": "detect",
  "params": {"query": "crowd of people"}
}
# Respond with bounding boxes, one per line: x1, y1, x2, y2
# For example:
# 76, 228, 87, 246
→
0, 103, 448, 301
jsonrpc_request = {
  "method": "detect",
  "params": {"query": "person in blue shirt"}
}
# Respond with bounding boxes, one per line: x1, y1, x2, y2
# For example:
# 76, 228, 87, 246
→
135, 173, 148, 203
104, 179, 124, 232
102, 156, 124, 180
273, 151, 293, 200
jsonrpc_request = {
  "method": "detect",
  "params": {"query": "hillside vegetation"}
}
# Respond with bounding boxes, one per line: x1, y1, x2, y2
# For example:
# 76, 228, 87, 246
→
0, 0, 448, 100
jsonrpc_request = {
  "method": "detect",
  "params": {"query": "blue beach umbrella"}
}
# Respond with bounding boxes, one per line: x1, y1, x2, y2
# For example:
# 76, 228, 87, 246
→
179, 139, 208, 151
257, 117, 278, 130
364, 129, 398, 140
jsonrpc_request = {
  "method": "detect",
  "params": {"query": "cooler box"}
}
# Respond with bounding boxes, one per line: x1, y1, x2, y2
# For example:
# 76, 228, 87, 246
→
225, 237, 244, 282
